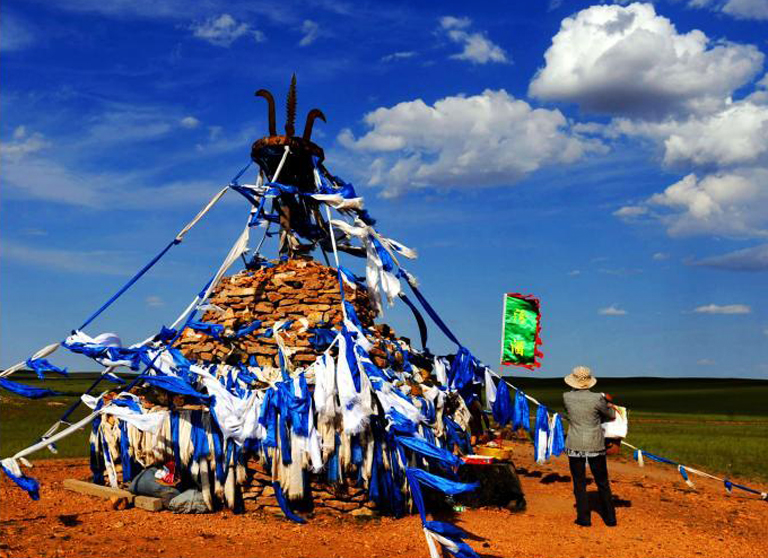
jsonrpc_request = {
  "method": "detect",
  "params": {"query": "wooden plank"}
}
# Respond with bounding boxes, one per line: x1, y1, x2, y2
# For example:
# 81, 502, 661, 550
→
63, 479, 134, 502
62, 479, 164, 511
135, 495, 164, 512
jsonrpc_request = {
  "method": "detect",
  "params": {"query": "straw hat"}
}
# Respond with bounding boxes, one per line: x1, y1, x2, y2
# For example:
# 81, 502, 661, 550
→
565, 366, 597, 390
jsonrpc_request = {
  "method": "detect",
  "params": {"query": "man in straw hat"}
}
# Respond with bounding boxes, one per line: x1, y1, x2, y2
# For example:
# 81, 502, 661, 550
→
563, 366, 617, 527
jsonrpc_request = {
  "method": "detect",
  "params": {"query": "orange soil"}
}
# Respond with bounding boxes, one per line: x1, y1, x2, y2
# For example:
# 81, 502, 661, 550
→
1, 441, 766, 558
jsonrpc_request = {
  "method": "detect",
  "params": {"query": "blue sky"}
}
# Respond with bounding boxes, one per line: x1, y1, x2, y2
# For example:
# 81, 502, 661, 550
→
2, 0, 767, 379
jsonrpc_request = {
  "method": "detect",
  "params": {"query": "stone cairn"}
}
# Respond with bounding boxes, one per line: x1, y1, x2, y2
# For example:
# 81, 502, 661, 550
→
114, 257, 428, 517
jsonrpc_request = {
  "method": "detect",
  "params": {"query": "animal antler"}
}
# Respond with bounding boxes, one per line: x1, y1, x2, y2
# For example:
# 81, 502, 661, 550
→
303, 109, 327, 141
285, 74, 297, 137
255, 89, 277, 136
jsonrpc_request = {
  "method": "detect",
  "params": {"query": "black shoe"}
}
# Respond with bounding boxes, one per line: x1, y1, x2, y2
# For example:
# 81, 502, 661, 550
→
574, 520, 591, 527
604, 520, 617, 527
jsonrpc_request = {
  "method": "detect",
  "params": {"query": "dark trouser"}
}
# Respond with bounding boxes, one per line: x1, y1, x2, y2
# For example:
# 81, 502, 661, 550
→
568, 454, 616, 526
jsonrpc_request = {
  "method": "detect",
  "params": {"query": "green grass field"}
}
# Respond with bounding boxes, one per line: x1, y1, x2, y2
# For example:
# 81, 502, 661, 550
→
1, 374, 767, 483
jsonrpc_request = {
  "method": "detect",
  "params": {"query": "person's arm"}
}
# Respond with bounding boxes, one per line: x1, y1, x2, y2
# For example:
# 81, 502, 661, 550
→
597, 394, 616, 421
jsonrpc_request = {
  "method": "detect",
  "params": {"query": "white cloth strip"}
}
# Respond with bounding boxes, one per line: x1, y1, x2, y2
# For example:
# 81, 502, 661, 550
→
12, 412, 99, 461
175, 186, 229, 242
324, 205, 347, 321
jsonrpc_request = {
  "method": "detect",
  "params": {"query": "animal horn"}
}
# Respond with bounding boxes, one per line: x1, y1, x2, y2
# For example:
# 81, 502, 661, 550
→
255, 89, 277, 136
285, 74, 297, 137
303, 109, 327, 141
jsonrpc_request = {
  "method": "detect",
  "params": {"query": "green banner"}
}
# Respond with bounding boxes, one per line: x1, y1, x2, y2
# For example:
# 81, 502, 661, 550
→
501, 293, 542, 368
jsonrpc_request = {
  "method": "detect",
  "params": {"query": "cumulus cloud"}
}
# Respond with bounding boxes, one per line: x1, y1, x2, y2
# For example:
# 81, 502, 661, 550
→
599, 304, 628, 316
613, 100, 768, 169
690, 0, 768, 21
180, 116, 200, 129
690, 243, 768, 271
610, 75, 768, 239
338, 89, 605, 196
529, 3, 764, 117
652, 252, 670, 260
299, 19, 320, 47
616, 169, 768, 237
191, 14, 264, 47
439, 16, 509, 64
693, 303, 751, 314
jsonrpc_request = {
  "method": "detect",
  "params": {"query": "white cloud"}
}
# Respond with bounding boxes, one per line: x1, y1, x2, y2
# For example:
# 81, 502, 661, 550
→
529, 3, 763, 117
180, 116, 200, 129
652, 252, 670, 260
693, 303, 751, 314
1, 240, 133, 275
610, 76, 768, 239
382, 51, 417, 62
146, 295, 165, 307
568, 269, 581, 276
599, 304, 628, 315
299, 19, 320, 47
0, 126, 49, 160
338, 89, 605, 196
613, 205, 648, 217
613, 100, 768, 169
439, 16, 509, 64
697, 358, 716, 366
689, 0, 768, 21
690, 243, 768, 271
190, 14, 265, 47
724, 0, 768, 19
616, 170, 768, 237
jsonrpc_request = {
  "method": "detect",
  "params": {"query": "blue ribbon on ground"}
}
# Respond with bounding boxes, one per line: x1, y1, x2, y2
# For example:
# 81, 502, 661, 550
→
1, 463, 40, 500
0, 377, 59, 399
273, 482, 306, 524
424, 521, 480, 558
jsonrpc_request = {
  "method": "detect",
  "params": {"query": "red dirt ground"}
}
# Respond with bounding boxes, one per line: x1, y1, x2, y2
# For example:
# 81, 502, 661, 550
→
1, 441, 766, 558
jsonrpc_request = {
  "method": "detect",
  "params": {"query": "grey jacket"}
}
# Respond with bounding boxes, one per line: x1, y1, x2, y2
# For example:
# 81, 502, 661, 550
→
563, 390, 616, 453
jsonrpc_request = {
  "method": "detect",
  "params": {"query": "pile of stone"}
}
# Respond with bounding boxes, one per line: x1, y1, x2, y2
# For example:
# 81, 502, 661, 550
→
174, 258, 377, 368
241, 461, 377, 517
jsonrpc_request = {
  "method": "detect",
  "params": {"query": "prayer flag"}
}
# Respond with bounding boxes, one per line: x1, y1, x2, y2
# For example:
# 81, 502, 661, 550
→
500, 293, 542, 369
